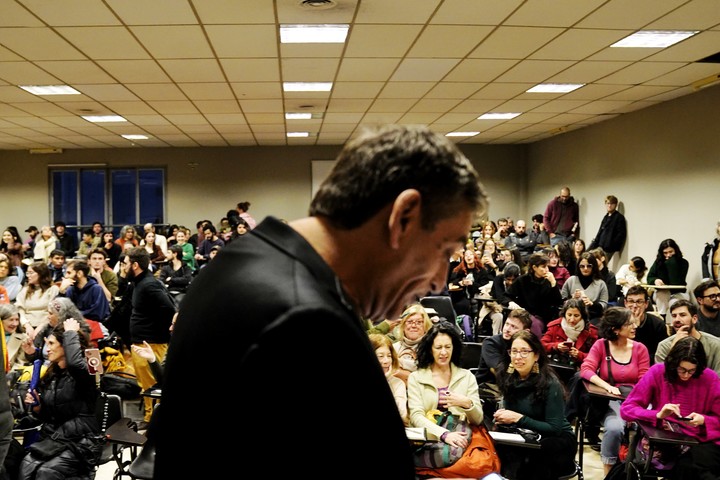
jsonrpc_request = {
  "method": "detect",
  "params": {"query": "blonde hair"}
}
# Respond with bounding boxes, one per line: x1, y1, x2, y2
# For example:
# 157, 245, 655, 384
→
399, 303, 433, 333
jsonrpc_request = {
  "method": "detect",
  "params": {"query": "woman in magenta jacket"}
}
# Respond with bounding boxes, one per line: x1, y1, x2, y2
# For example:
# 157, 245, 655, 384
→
621, 337, 720, 478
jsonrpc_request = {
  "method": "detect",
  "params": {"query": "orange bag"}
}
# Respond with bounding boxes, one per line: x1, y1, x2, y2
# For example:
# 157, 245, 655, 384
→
415, 424, 501, 479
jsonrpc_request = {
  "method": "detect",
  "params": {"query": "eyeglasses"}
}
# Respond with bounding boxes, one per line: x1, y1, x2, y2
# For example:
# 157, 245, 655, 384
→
701, 293, 720, 300
625, 299, 647, 306
405, 320, 424, 326
508, 349, 533, 358
677, 367, 697, 376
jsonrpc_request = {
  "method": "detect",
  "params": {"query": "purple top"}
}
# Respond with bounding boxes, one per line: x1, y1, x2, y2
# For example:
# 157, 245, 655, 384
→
621, 363, 720, 444
580, 339, 650, 386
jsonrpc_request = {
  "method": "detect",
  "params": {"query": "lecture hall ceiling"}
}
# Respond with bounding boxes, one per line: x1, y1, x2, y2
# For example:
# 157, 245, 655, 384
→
0, 0, 719, 150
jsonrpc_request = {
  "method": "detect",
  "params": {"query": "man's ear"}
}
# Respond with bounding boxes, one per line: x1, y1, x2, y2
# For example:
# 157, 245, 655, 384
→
388, 189, 422, 250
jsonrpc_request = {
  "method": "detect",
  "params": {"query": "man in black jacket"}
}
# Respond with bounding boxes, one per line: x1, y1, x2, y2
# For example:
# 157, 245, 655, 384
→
154, 125, 489, 480
589, 195, 627, 267
125, 248, 176, 429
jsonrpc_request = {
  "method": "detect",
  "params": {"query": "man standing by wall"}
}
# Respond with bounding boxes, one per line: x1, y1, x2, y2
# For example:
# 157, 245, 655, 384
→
544, 186, 579, 246
154, 125, 489, 479
125, 247, 176, 429
589, 195, 626, 268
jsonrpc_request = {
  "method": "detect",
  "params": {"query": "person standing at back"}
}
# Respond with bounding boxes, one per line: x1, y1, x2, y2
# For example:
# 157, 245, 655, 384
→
544, 186, 579, 247
589, 195, 626, 268
153, 125, 489, 479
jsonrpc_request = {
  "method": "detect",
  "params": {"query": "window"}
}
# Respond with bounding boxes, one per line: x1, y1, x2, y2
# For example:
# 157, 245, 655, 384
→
51, 167, 165, 235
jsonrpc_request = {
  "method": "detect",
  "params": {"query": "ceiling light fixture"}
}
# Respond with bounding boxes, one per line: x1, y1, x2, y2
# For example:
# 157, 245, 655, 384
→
478, 113, 521, 120
20, 85, 80, 95
81, 115, 127, 123
285, 112, 313, 120
287, 132, 310, 137
527, 84, 584, 93
121, 134, 149, 140
611, 30, 698, 48
446, 132, 479, 137
280, 24, 349, 43
692, 73, 720, 91
283, 82, 333, 92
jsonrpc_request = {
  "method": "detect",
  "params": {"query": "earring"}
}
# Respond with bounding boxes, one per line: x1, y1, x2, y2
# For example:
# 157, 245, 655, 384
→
506, 363, 515, 374
532, 363, 539, 374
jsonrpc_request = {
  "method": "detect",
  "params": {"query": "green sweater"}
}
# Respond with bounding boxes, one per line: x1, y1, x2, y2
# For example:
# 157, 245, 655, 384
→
647, 256, 688, 293
504, 376, 573, 437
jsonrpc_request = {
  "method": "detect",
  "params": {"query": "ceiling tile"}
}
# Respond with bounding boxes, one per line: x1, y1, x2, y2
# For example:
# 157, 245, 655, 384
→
220, 59, 280, 82
19, 0, 120, 26
126, 84, 185, 101
57, 27, 150, 60
445, 59, 519, 82
529, 29, 632, 61
378, 82, 435, 99
337, 58, 401, 81
494, 60, 577, 82
206, 25, 278, 58
0, 61, 61, 84
391, 58, 460, 81
425, 82, 483, 99
147, 101, 199, 114
331, 82, 384, 98
158, 59, 226, 83
179, 83, 235, 100
432, 0, 524, 25
0, 28, 85, 60
345, 25, 423, 58
106, 0, 198, 25
230, 83, 282, 99
598, 61, 686, 84
96, 60, 171, 83
131, 26, 214, 59
355, 0, 439, 23
408, 26, 494, 58
408, 98, 460, 112
194, 100, 241, 114
577, 0, 688, 29
281, 58, 340, 82
239, 99, 284, 113
547, 61, 631, 83
646, 31, 720, 62
505, 0, 607, 27
72, 84, 139, 101
647, 0, 720, 29
34, 61, 116, 84
1, 1, 44, 27
192, 0, 275, 24
471, 27, 564, 59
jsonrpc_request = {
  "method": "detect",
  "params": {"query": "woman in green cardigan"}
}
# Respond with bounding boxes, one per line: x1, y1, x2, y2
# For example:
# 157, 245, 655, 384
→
647, 238, 689, 315
494, 330, 577, 479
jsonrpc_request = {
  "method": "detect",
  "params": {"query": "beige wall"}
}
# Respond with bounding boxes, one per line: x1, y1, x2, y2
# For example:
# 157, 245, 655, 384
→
526, 84, 720, 288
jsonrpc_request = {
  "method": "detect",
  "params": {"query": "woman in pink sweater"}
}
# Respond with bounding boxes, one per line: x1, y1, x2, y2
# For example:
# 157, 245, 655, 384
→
621, 337, 720, 479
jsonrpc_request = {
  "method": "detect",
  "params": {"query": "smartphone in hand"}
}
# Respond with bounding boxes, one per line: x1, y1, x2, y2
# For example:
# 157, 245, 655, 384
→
85, 348, 104, 375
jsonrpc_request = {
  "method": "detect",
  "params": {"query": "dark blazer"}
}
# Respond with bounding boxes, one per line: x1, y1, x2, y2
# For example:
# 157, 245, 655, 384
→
589, 210, 627, 254
507, 273, 563, 325
154, 217, 415, 480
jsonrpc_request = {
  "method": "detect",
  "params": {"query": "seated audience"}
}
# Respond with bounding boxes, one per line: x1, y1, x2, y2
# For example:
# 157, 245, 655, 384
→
59, 259, 109, 344
25, 298, 92, 367
32, 226, 59, 263
369, 333, 407, 425
101, 231, 122, 269
542, 298, 598, 366
448, 249, 490, 318
0, 254, 22, 302
589, 247, 619, 304
392, 304, 433, 384
624, 285, 667, 363
88, 248, 119, 301
615, 256, 648, 298
1, 228, 24, 268
229, 218, 250, 242
16, 262, 59, 336
19, 320, 103, 479
475, 309, 532, 386
47, 249, 66, 285
648, 238, 689, 315
561, 252, 609, 322
174, 229, 196, 271
544, 247, 570, 290
694, 279, 720, 338
408, 322, 492, 478
0, 304, 29, 370
490, 263, 520, 308
495, 330, 577, 480
655, 299, 720, 375
158, 245, 193, 293
507, 253, 563, 337
76, 228, 100, 258
115, 225, 139, 250
194, 224, 224, 266
580, 307, 650, 475
555, 239, 576, 277
621, 336, 720, 479
141, 230, 166, 267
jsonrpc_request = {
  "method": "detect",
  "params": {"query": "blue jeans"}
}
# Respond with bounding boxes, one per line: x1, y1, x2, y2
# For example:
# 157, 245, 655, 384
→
601, 400, 625, 465
550, 234, 569, 247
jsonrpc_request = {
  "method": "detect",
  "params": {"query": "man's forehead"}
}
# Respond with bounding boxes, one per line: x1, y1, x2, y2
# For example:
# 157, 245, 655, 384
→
626, 295, 646, 302
672, 307, 691, 316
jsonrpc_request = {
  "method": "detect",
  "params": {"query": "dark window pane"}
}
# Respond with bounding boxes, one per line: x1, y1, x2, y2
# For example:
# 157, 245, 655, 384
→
111, 170, 136, 227
138, 169, 164, 225
80, 170, 106, 228
52, 171, 78, 226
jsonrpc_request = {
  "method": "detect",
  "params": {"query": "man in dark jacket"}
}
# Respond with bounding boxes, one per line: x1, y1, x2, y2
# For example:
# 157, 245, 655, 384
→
153, 125, 489, 480
589, 195, 627, 265
544, 186, 579, 246
125, 247, 176, 428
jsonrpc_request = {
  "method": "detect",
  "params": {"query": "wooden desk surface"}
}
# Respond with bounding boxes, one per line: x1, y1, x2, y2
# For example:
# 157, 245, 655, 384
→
105, 418, 147, 447
484, 417, 541, 449
640, 284, 686, 290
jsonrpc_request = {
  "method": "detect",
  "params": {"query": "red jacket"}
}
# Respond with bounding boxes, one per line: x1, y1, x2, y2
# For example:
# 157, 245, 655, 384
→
541, 317, 598, 362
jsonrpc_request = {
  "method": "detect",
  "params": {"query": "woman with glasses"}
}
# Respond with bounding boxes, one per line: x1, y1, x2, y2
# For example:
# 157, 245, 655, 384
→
580, 307, 650, 475
392, 304, 433, 384
621, 337, 720, 478
561, 251, 609, 322
494, 330, 577, 479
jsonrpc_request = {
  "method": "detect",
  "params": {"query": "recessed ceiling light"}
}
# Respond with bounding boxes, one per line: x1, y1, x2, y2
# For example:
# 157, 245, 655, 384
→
611, 30, 698, 48
81, 115, 127, 123
285, 112, 313, 120
121, 134, 149, 140
20, 85, 80, 95
287, 132, 310, 137
446, 132, 479, 137
478, 113, 521, 120
526, 84, 585, 93
283, 82, 333, 92
280, 24, 349, 43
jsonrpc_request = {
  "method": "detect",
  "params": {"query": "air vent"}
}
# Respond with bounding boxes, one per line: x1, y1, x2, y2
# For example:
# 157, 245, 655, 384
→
299, 0, 337, 9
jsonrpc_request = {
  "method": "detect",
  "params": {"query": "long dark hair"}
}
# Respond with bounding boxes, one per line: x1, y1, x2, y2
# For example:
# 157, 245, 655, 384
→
630, 256, 647, 280
655, 239, 683, 264
498, 330, 562, 402
416, 322, 463, 369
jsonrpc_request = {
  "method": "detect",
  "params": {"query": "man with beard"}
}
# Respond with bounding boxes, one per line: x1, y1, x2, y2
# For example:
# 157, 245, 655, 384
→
655, 299, 720, 374
544, 186, 579, 246
694, 279, 720, 337
124, 247, 176, 430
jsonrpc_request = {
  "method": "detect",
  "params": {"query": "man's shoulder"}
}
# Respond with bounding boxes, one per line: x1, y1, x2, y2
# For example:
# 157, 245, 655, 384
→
700, 331, 720, 346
